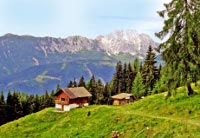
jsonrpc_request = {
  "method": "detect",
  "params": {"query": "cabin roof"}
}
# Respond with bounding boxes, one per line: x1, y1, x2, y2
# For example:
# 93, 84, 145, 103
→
111, 93, 133, 100
55, 87, 92, 99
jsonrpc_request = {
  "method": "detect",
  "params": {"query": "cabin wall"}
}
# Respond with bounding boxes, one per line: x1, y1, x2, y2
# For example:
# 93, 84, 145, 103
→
84, 103, 89, 106
69, 97, 89, 104
55, 91, 69, 102
55, 104, 61, 109
70, 104, 79, 109
113, 99, 120, 105
64, 105, 70, 111
69, 99, 78, 104
113, 97, 133, 105
55, 104, 70, 111
55, 104, 62, 111
81, 97, 89, 103
69, 97, 89, 108
120, 99, 129, 104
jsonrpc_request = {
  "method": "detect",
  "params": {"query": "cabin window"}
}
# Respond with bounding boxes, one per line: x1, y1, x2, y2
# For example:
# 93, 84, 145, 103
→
61, 98, 65, 101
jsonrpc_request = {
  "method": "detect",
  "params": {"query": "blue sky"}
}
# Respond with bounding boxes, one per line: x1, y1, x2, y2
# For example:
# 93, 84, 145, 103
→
0, 0, 170, 41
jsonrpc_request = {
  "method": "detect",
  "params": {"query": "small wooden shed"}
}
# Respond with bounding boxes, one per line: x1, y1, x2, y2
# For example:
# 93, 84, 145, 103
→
111, 93, 134, 105
54, 87, 92, 111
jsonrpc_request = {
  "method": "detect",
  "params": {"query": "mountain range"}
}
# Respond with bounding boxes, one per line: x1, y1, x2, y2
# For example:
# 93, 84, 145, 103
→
0, 30, 158, 94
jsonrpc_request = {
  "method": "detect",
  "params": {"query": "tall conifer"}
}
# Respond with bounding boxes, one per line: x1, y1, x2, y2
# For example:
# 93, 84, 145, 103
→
142, 46, 158, 94
156, 0, 200, 95
122, 63, 128, 92
88, 75, 96, 104
0, 91, 6, 125
68, 81, 73, 87
95, 79, 104, 104
78, 76, 86, 87
112, 61, 123, 94
126, 63, 135, 93
132, 72, 145, 99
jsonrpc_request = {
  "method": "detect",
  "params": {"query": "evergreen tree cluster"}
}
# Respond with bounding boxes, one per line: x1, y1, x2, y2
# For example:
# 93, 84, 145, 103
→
87, 76, 111, 105
0, 90, 55, 126
67, 76, 86, 88
111, 46, 161, 99
111, 61, 137, 95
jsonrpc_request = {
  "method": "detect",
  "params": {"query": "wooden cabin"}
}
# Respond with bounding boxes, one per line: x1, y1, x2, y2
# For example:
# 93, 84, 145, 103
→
111, 93, 134, 105
54, 87, 92, 111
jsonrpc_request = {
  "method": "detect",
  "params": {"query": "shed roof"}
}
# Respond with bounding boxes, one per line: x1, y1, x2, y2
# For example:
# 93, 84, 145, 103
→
55, 87, 92, 99
111, 93, 133, 100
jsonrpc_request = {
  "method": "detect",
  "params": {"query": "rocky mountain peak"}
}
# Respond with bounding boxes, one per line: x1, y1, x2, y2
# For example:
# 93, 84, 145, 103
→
96, 29, 158, 56
0, 29, 158, 57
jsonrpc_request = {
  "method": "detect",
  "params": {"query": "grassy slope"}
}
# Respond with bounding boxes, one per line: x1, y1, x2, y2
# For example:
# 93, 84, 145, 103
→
1, 85, 200, 137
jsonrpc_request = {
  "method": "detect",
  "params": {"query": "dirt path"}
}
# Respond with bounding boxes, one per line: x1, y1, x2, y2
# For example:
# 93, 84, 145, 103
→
125, 111, 200, 127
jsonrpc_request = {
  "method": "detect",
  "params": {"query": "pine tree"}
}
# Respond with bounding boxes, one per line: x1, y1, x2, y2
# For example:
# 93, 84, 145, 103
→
121, 63, 128, 92
157, 64, 162, 80
44, 90, 50, 108
153, 68, 168, 94
132, 72, 145, 99
13, 91, 23, 118
126, 63, 135, 93
21, 94, 33, 116
142, 45, 158, 94
33, 94, 40, 113
56, 84, 61, 92
6, 91, 23, 121
102, 82, 111, 105
95, 79, 104, 104
133, 58, 140, 72
6, 91, 14, 122
88, 75, 96, 104
73, 77, 77, 87
156, 0, 200, 95
78, 76, 86, 87
68, 81, 73, 87
0, 91, 6, 125
50, 90, 55, 107
0, 91, 4, 103
112, 61, 123, 95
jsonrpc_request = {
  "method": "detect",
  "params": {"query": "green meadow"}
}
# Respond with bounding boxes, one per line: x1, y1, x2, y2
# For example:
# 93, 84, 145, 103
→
1, 84, 200, 138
